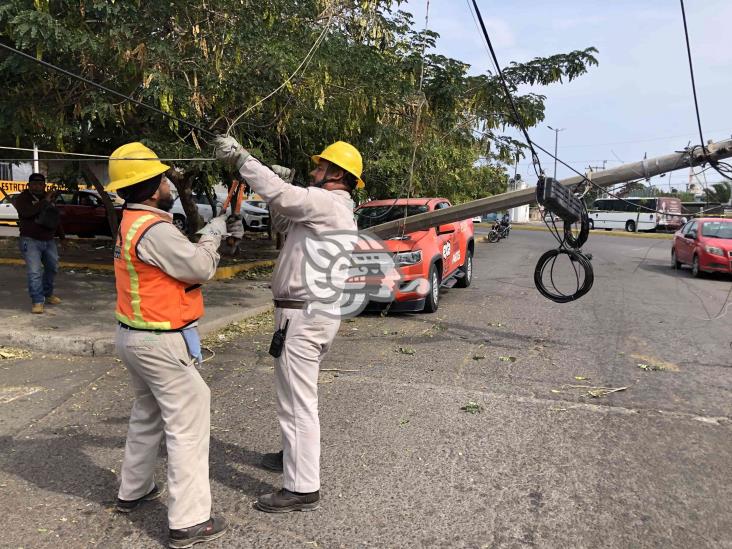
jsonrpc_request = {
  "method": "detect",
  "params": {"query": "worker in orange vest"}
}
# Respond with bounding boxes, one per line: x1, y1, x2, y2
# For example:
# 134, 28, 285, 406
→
106, 142, 237, 548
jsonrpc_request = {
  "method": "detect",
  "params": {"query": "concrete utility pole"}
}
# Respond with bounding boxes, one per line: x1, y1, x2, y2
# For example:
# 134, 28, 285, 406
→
365, 137, 732, 238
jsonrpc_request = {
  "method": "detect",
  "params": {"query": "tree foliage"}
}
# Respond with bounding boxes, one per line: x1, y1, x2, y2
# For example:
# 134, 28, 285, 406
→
0, 0, 599, 219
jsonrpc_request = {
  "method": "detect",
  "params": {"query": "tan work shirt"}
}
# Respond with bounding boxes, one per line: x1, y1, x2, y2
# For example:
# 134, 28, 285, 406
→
238, 157, 357, 300
128, 204, 222, 284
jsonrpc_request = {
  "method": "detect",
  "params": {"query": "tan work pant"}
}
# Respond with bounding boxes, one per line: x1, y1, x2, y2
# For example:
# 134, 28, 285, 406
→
116, 327, 211, 530
274, 308, 340, 493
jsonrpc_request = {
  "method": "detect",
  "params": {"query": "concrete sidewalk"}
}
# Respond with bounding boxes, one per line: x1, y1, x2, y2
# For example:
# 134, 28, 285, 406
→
0, 264, 274, 356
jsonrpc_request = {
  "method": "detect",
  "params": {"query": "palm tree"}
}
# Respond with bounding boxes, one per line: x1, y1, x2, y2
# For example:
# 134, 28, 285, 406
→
704, 181, 732, 204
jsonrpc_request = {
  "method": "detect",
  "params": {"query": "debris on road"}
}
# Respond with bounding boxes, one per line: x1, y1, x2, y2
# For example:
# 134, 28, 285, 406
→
396, 347, 416, 355
202, 310, 273, 347
636, 359, 676, 372
587, 386, 628, 398
630, 353, 680, 372
461, 401, 483, 414
498, 355, 516, 362
0, 347, 31, 360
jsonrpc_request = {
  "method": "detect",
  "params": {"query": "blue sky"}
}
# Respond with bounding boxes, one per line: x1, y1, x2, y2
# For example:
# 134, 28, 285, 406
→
402, 0, 732, 190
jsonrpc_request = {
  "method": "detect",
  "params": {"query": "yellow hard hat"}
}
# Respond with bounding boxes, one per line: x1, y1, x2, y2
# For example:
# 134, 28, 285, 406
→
106, 142, 170, 192
312, 141, 365, 189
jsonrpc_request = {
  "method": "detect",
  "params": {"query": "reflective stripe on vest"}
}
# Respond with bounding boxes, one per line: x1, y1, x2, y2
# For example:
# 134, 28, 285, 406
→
115, 214, 173, 330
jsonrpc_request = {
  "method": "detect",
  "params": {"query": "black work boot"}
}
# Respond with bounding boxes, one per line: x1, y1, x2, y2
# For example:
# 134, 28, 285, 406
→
261, 450, 283, 472
116, 484, 165, 513
169, 516, 228, 548
254, 488, 320, 513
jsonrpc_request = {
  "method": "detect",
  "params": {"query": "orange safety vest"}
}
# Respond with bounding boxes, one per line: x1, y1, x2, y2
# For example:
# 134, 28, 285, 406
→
114, 208, 204, 330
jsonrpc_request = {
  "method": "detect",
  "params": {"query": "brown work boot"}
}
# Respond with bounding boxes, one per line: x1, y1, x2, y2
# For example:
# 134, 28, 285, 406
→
31, 303, 44, 314
254, 488, 320, 513
116, 484, 165, 513
169, 516, 228, 548
261, 450, 283, 472
46, 295, 62, 305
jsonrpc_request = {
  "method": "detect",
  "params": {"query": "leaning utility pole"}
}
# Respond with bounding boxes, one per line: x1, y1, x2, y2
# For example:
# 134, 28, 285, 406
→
365, 138, 732, 238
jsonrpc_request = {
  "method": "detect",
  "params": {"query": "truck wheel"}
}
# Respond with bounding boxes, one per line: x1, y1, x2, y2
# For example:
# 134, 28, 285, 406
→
455, 249, 473, 288
422, 264, 440, 313
625, 220, 636, 232
588, 219, 594, 230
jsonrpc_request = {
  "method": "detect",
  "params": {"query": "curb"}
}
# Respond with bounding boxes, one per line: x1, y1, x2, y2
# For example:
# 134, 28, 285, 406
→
0, 258, 275, 279
213, 260, 275, 280
1, 302, 275, 358
509, 225, 673, 240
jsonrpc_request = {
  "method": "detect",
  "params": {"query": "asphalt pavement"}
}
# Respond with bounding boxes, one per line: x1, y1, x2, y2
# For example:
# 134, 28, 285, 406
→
0, 230, 730, 548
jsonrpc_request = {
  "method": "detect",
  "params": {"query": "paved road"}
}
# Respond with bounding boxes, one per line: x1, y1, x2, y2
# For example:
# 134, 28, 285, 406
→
0, 231, 730, 548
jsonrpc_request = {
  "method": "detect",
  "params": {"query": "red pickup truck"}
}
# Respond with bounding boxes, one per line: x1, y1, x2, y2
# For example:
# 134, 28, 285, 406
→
356, 198, 475, 313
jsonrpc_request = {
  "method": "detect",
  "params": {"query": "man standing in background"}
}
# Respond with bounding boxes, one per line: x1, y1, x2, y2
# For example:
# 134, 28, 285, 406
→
13, 173, 64, 314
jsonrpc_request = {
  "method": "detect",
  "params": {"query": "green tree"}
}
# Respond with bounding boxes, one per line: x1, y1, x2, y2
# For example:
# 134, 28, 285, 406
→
704, 181, 731, 204
1, 0, 599, 235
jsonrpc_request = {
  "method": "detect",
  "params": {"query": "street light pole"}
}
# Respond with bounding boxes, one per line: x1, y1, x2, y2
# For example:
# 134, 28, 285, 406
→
547, 126, 565, 180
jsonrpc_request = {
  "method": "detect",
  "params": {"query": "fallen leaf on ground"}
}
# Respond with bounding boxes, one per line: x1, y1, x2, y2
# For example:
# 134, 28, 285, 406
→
396, 347, 416, 355
498, 356, 516, 362
0, 347, 32, 360
461, 401, 483, 414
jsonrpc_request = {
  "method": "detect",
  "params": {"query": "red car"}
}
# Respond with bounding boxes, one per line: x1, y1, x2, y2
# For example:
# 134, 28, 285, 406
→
55, 190, 123, 237
356, 198, 475, 312
672, 218, 732, 277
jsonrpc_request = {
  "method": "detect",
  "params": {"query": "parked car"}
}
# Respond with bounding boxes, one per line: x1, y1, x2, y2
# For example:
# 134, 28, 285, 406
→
54, 190, 123, 237
170, 193, 216, 231
241, 200, 269, 231
0, 192, 19, 224
356, 198, 475, 313
672, 218, 732, 277
170, 193, 270, 232
472, 215, 482, 223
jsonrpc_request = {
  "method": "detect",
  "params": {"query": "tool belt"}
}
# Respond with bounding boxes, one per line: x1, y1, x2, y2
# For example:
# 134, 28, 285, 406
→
273, 299, 307, 310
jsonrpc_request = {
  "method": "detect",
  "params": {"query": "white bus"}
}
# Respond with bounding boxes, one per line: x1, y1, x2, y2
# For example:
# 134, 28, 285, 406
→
588, 197, 683, 232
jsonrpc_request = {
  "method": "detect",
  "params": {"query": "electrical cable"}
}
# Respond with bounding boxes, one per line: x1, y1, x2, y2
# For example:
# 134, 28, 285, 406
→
678, 1, 732, 184
679, 0, 705, 153
225, 10, 335, 135
0, 145, 216, 162
469, 0, 542, 177
466, 0, 591, 302
0, 41, 216, 138
471, 0, 594, 303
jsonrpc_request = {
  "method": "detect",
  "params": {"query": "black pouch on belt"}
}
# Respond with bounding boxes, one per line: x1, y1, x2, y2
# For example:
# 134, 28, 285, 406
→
268, 319, 290, 358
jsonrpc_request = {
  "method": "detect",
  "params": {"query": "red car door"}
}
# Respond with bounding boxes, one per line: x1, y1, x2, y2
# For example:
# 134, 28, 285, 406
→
679, 220, 698, 263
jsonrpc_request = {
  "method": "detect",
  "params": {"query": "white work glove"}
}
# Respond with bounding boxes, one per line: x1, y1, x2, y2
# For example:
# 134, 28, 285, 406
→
197, 214, 228, 237
226, 214, 245, 240
271, 164, 295, 183
213, 135, 251, 171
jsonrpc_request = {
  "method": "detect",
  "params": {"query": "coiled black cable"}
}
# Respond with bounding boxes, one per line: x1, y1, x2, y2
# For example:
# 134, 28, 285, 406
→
534, 248, 594, 303
534, 180, 594, 303
562, 200, 590, 250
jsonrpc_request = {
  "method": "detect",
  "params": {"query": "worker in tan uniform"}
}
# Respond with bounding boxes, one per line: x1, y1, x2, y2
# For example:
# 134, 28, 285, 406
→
107, 143, 240, 547
214, 136, 363, 512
